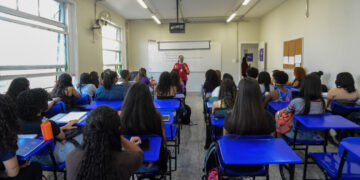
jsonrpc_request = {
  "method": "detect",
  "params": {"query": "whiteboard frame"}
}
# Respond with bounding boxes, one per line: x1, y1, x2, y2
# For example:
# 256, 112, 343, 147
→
158, 40, 211, 51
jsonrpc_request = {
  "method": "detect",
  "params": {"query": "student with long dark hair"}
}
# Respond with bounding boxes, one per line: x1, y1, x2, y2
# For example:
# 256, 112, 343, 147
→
203, 69, 220, 94
211, 79, 237, 114
264, 71, 292, 107
51, 73, 81, 110
6, 77, 30, 102
155, 71, 177, 99
211, 73, 234, 99
94, 70, 127, 101
0, 94, 42, 180
17, 89, 81, 165
326, 72, 359, 109
258, 71, 274, 94
170, 70, 184, 93
120, 83, 167, 172
222, 78, 274, 172
89, 71, 100, 88
76, 73, 97, 100
279, 75, 325, 140
66, 105, 143, 180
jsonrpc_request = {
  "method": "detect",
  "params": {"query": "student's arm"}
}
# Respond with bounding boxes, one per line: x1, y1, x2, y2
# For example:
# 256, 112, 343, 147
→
71, 87, 81, 98
46, 97, 61, 112
212, 101, 219, 114
161, 118, 166, 144
263, 91, 276, 108
1, 156, 19, 178
223, 128, 229, 136
326, 89, 335, 109
57, 120, 78, 140
184, 63, 190, 74
292, 80, 300, 87
121, 136, 143, 152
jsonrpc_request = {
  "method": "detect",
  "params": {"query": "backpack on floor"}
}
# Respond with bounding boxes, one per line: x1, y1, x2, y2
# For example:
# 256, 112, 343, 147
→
182, 104, 192, 124
202, 142, 220, 180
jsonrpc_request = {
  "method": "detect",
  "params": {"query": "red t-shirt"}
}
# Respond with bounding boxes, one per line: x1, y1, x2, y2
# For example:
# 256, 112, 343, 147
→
173, 63, 189, 81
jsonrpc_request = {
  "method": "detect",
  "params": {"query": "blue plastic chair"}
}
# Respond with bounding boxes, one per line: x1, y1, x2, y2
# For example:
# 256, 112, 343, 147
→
74, 94, 91, 106
44, 101, 66, 117
165, 125, 179, 171
331, 100, 360, 117
306, 137, 360, 179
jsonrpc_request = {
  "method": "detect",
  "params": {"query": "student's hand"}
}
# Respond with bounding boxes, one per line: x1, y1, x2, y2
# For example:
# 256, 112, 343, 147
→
20, 161, 30, 169
63, 120, 78, 130
53, 97, 61, 103
130, 136, 142, 145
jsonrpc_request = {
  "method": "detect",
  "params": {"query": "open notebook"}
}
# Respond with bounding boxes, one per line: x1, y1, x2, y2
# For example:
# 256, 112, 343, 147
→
56, 112, 87, 123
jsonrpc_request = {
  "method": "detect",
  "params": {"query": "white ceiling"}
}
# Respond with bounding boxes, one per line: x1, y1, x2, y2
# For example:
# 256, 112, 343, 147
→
102, 0, 286, 22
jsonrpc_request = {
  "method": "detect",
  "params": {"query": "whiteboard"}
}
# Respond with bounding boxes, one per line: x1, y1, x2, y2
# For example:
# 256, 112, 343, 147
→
148, 42, 221, 72
158, 41, 210, 50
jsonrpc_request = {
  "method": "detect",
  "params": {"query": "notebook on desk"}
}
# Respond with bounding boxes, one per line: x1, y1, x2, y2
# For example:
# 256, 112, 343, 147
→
17, 138, 45, 157
55, 112, 87, 123
18, 134, 37, 139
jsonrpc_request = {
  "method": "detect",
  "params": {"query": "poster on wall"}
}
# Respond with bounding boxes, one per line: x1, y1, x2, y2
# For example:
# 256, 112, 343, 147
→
245, 53, 253, 62
259, 48, 264, 62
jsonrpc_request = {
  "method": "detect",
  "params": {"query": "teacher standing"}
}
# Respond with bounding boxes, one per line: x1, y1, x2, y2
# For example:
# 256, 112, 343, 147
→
173, 55, 190, 95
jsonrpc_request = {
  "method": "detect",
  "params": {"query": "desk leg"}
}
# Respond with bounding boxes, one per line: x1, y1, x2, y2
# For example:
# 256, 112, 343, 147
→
337, 150, 348, 180
47, 145, 57, 180
324, 130, 328, 153
289, 164, 295, 180
293, 122, 299, 149
302, 145, 309, 180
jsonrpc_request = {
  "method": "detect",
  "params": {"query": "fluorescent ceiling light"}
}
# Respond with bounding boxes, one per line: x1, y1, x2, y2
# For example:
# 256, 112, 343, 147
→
152, 15, 161, 24
243, 0, 251, 5
226, 13, 236, 23
137, 0, 148, 9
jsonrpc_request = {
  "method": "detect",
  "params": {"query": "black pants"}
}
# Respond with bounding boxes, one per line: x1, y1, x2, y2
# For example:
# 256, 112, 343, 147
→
183, 80, 187, 96
1, 162, 42, 180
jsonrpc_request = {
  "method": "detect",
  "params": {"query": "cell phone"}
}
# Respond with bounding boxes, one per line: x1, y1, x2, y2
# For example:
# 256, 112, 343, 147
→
139, 139, 150, 150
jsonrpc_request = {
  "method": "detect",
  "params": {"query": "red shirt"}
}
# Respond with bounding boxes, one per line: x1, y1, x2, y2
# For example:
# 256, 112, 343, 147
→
173, 63, 190, 81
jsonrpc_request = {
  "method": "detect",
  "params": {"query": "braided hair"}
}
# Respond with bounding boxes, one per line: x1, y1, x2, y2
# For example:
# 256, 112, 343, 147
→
76, 105, 122, 180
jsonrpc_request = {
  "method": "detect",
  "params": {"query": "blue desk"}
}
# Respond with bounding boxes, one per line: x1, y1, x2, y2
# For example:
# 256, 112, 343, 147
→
294, 115, 360, 130
154, 99, 180, 111
124, 135, 162, 162
16, 138, 53, 161
339, 137, 360, 159
210, 114, 224, 127
85, 100, 123, 110
159, 110, 175, 126
50, 111, 89, 126
218, 135, 302, 165
266, 101, 290, 115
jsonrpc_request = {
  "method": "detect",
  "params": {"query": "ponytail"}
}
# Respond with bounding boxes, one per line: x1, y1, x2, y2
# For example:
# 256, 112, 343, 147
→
103, 71, 117, 90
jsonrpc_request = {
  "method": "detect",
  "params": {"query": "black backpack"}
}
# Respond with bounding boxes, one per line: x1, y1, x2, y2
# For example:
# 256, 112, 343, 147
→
182, 104, 191, 124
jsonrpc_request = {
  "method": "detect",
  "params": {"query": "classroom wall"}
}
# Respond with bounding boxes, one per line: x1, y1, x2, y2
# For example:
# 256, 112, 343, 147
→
127, 20, 260, 92
260, 0, 360, 89
75, 0, 127, 77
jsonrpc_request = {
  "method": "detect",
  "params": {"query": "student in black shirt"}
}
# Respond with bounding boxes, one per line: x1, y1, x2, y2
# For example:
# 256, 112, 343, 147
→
0, 94, 42, 180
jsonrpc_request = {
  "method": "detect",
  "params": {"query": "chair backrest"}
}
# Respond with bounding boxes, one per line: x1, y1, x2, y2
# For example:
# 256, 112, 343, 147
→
74, 94, 92, 106
213, 108, 230, 118
338, 137, 360, 163
331, 100, 360, 116
44, 101, 66, 117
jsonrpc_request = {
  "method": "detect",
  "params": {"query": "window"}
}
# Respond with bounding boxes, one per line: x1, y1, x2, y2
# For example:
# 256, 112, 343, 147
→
102, 24, 122, 74
0, 1, 69, 93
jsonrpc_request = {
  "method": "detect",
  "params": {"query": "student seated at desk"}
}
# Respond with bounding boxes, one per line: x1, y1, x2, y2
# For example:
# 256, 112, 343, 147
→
291, 67, 306, 88
223, 78, 275, 172
76, 73, 97, 100
16, 89, 81, 165
136, 68, 150, 86
155, 71, 177, 99
120, 83, 167, 172
94, 70, 127, 101
170, 70, 184, 94
0, 94, 42, 180
6, 77, 29, 103
51, 73, 81, 111
258, 71, 274, 94
264, 71, 291, 107
211, 73, 234, 99
246, 67, 259, 79
211, 79, 237, 114
204, 69, 220, 96
326, 72, 359, 110
120, 69, 132, 91
89, 71, 100, 88
216, 70, 222, 84
310, 71, 328, 92
278, 75, 325, 141
66, 105, 143, 180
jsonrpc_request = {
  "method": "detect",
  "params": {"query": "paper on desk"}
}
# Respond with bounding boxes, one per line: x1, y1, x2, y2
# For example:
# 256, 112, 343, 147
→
57, 112, 86, 123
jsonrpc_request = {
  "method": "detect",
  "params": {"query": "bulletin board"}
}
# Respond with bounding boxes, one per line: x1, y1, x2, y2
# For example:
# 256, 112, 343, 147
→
283, 38, 303, 69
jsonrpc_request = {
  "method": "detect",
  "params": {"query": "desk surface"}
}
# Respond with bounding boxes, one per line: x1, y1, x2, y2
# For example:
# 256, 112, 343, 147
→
218, 135, 302, 165
124, 135, 162, 162
340, 137, 360, 159
85, 100, 123, 110
17, 138, 53, 161
295, 115, 360, 130
210, 114, 224, 127
51, 111, 89, 126
267, 101, 290, 115
154, 99, 180, 110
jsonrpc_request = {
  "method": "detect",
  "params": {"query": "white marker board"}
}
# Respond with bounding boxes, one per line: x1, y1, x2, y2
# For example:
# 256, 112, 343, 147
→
148, 41, 221, 72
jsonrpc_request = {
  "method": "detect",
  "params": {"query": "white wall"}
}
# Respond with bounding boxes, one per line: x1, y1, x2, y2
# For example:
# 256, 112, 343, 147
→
127, 21, 260, 91
260, 0, 360, 89
74, 0, 127, 76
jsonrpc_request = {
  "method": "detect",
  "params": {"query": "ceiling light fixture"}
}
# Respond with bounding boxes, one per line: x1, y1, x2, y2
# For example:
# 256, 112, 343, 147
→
152, 15, 161, 24
226, 13, 236, 23
137, 0, 148, 9
242, 0, 251, 5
